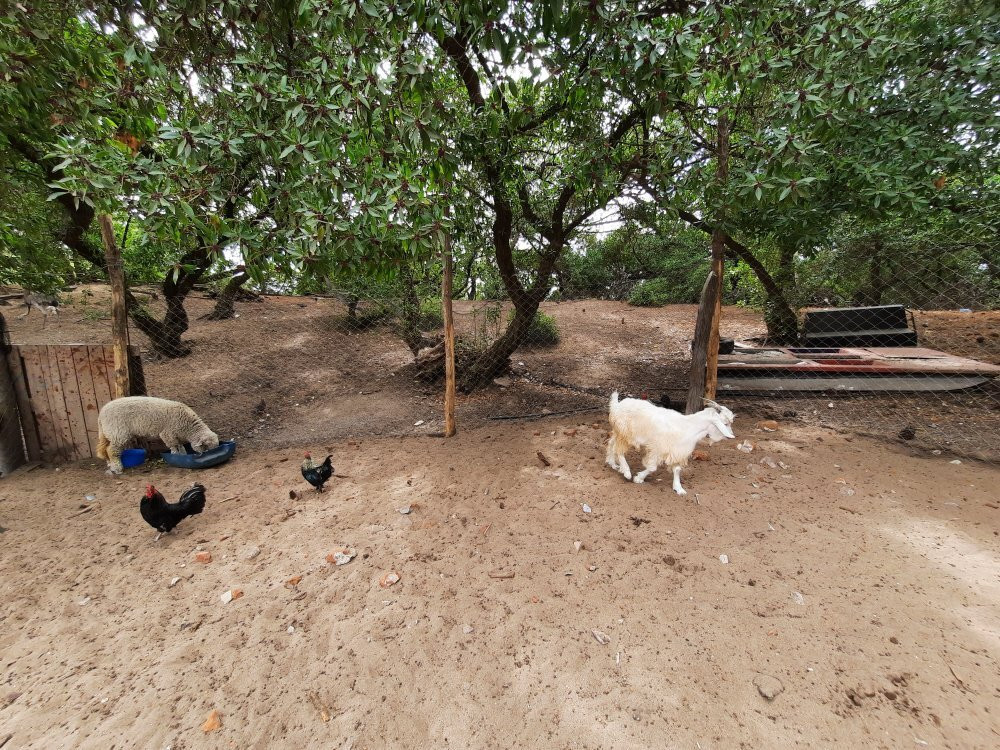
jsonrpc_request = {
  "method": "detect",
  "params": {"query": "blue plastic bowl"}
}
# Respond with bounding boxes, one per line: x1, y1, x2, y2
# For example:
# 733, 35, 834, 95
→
161, 440, 237, 469
120, 448, 147, 469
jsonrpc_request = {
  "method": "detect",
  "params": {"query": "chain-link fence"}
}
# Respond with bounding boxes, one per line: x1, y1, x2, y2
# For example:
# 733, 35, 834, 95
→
2, 204, 998, 467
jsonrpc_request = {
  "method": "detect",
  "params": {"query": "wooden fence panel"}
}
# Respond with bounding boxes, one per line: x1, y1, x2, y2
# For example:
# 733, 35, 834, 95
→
6, 344, 144, 463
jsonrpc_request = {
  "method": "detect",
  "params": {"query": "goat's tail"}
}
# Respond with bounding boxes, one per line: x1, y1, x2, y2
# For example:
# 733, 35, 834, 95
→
96, 426, 109, 460
609, 390, 619, 413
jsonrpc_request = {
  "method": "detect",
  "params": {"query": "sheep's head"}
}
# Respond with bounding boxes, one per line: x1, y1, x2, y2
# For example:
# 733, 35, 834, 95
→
192, 432, 220, 453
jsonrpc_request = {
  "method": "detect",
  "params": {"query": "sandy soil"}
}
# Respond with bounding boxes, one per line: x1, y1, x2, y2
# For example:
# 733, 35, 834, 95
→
1, 418, 999, 749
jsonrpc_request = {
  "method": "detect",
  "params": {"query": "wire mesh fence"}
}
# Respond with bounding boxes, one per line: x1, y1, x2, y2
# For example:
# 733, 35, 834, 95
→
2, 204, 998, 469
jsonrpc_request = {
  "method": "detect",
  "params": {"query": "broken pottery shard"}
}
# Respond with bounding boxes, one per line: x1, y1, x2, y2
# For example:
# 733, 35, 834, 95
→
379, 571, 401, 588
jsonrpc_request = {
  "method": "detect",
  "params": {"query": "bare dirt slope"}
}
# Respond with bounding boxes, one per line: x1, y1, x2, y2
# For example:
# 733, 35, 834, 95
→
2, 418, 999, 749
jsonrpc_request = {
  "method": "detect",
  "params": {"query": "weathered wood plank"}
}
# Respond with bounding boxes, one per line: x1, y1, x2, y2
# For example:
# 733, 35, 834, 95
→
71, 345, 101, 455
56, 346, 89, 461
6, 349, 40, 461
40, 346, 74, 462
88, 345, 114, 410
18, 346, 60, 461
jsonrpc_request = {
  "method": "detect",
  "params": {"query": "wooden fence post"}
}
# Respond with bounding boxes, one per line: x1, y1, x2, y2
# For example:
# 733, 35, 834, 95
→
97, 214, 130, 399
686, 271, 718, 414
704, 111, 730, 402
442, 226, 457, 438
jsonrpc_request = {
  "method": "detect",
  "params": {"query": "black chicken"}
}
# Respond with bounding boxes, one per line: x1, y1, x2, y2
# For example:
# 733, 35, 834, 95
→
140, 483, 207, 539
301, 453, 333, 493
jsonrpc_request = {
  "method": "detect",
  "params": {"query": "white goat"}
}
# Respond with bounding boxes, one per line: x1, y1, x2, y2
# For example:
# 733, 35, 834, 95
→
606, 392, 735, 494
97, 396, 219, 474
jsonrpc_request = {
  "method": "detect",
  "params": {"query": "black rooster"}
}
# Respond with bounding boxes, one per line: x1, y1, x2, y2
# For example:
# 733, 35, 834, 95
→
301, 453, 333, 492
140, 483, 207, 539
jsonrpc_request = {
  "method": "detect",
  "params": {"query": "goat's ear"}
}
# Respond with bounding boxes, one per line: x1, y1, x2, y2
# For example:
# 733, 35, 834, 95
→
709, 415, 735, 440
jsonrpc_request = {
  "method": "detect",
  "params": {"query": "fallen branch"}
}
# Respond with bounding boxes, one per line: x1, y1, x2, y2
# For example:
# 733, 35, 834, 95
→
490, 406, 604, 421
536, 451, 551, 467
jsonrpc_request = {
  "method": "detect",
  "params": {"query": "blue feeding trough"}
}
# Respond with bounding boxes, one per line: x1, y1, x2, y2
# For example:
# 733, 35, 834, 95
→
120, 448, 147, 469
161, 440, 237, 470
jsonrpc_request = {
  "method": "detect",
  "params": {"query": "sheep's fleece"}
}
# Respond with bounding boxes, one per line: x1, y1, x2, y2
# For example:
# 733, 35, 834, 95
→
96, 396, 219, 474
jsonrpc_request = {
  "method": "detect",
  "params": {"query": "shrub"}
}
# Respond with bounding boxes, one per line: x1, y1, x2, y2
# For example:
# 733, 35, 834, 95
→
418, 297, 444, 329
510, 309, 560, 346
628, 278, 678, 307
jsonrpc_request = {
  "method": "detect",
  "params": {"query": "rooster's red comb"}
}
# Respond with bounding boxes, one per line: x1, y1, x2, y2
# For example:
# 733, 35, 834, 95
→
145, 484, 156, 497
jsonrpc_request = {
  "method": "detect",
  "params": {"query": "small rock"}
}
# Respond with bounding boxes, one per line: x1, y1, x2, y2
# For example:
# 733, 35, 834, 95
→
77, 596, 91, 606
220, 589, 243, 604
462, 625, 474, 634
736, 440, 755, 453
756, 420, 779, 431
285, 575, 302, 587
563, 429, 577, 436
753, 674, 785, 701
195, 551, 212, 564
889, 636, 899, 645
791, 591, 805, 605
169, 577, 181, 588
398, 505, 412, 515
244, 546, 260, 560
588, 565, 597, 571
840, 486, 856, 496
949, 459, 962, 465
759, 456, 778, 469
573, 540, 583, 553
84, 494, 97, 502
493, 377, 512, 387
413, 420, 425, 427
592, 629, 611, 645
719, 554, 729, 564
201, 709, 222, 733
897, 426, 916, 441
582, 503, 592, 514
326, 549, 356, 566
827, 402, 835, 409
287, 625, 295, 634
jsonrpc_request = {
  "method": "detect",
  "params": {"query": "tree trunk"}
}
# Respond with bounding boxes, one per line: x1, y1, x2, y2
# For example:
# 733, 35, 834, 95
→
396, 265, 427, 356
128, 293, 192, 358
458, 290, 545, 391
205, 271, 250, 320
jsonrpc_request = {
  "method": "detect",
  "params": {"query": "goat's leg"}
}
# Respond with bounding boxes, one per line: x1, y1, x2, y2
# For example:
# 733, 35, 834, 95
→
633, 453, 660, 484
617, 452, 632, 480
605, 435, 620, 471
671, 465, 687, 495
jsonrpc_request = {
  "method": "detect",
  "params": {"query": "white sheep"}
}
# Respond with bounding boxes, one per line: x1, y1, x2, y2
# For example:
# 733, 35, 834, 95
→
606, 391, 735, 494
96, 396, 219, 474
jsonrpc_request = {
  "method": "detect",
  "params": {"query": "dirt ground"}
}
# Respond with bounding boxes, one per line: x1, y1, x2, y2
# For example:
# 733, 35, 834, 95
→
2, 418, 999, 749
5, 287, 999, 459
